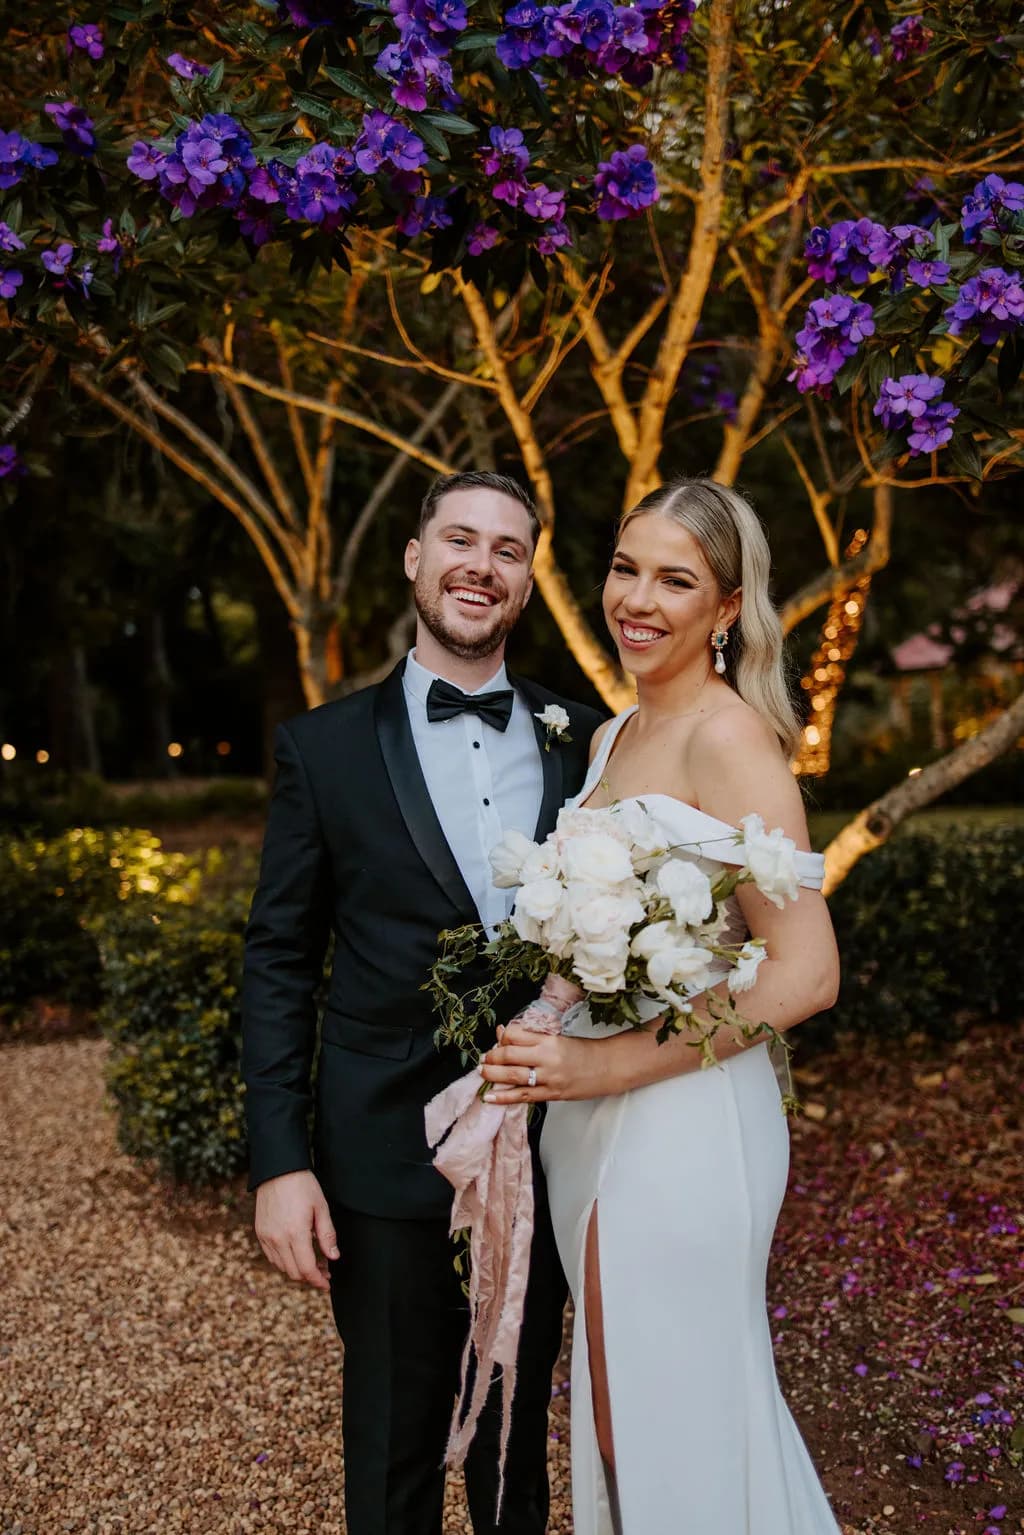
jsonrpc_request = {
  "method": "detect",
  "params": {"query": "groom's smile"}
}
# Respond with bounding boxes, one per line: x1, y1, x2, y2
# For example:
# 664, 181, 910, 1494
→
405, 486, 536, 666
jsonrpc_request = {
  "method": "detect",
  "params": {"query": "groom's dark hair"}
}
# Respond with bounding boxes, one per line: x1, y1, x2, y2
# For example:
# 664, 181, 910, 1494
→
419, 471, 541, 548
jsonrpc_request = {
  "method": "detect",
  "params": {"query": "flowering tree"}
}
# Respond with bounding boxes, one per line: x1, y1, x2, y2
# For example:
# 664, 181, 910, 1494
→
3, 0, 1024, 883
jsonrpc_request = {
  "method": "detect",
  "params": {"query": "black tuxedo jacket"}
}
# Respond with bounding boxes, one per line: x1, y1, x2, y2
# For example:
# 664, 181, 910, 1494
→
241, 659, 605, 1219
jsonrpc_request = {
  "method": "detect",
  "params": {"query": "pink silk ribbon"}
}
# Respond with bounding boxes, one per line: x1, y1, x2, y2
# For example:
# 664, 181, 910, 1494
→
424, 972, 584, 1509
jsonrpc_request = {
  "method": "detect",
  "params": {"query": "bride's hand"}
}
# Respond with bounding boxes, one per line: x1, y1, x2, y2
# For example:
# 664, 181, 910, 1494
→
480, 1023, 615, 1103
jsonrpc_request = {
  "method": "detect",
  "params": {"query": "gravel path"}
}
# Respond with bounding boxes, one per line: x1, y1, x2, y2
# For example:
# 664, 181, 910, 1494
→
1, 1038, 570, 1535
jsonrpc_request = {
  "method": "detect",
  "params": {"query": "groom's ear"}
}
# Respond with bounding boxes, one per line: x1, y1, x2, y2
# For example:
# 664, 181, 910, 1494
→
404, 538, 420, 581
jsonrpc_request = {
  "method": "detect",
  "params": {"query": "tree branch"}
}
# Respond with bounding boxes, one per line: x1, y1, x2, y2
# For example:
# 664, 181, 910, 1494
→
780, 481, 891, 632
822, 685, 1024, 894
626, 0, 736, 504
202, 340, 301, 533
271, 323, 316, 500
72, 368, 300, 620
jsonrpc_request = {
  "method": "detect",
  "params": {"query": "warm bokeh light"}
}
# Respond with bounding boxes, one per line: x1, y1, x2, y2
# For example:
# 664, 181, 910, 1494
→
804, 725, 821, 746
908, 766, 922, 777
36, 749, 49, 764
215, 740, 231, 757
167, 742, 184, 759
1, 743, 15, 761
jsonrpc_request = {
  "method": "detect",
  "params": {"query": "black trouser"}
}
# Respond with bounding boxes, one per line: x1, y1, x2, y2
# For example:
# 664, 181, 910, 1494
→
328, 1193, 567, 1535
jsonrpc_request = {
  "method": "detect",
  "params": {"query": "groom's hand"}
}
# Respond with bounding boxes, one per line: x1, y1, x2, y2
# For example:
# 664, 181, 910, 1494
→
254, 1170, 339, 1291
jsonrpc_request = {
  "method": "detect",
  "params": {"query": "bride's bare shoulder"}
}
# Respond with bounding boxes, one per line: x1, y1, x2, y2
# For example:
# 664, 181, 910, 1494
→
687, 698, 808, 845
587, 714, 619, 763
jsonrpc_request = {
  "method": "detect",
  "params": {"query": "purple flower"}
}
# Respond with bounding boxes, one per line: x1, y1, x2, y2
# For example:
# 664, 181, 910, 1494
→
483, 126, 531, 206
873, 373, 945, 427
20, 140, 59, 172
547, 0, 615, 56
0, 132, 26, 190
238, 201, 275, 246
891, 16, 932, 63
496, 2, 552, 68
536, 219, 572, 255
594, 143, 658, 220
0, 445, 26, 479
67, 24, 104, 60
946, 267, 1024, 344
167, 53, 212, 80
354, 111, 428, 175
44, 100, 96, 153
127, 140, 166, 181
943, 1460, 965, 1485
961, 174, 1024, 244
907, 400, 960, 456
522, 183, 565, 221
907, 256, 950, 288
467, 222, 500, 255
0, 222, 25, 253
277, 0, 348, 24
395, 193, 452, 237
97, 218, 120, 255
247, 164, 286, 204
391, 0, 468, 44
0, 268, 23, 299
42, 242, 75, 278
283, 146, 358, 226
376, 37, 461, 113
182, 136, 228, 186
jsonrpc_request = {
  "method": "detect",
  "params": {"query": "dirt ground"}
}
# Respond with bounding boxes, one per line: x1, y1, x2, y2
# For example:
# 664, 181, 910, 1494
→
1, 1021, 1020, 1535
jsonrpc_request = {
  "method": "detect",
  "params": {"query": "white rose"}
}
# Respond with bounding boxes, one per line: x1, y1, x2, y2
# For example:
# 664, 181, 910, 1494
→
521, 839, 562, 883
536, 704, 570, 734
543, 892, 577, 958
632, 922, 716, 993
728, 940, 766, 995
567, 884, 646, 945
515, 876, 565, 925
563, 831, 635, 889
572, 935, 630, 993
739, 814, 800, 909
613, 799, 670, 873
489, 828, 538, 889
654, 859, 714, 926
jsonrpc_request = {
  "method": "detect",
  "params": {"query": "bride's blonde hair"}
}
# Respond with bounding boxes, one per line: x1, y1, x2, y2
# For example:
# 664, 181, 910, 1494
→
618, 477, 802, 758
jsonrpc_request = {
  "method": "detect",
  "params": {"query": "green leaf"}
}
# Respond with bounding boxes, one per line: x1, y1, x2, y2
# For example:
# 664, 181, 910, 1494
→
292, 91, 333, 121
454, 30, 503, 50
945, 432, 983, 480
866, 349, 894, 398
205, 59, 225, 92
412, 116, 450, 160
323, 65, 383, 107
421, 112, 479, 136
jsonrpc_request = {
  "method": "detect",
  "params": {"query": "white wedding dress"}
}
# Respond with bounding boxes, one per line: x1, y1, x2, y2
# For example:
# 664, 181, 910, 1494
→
540, 708, 841, 1535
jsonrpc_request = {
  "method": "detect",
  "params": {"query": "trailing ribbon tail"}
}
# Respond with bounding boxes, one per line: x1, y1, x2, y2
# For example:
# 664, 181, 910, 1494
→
424, 973, 584, 1514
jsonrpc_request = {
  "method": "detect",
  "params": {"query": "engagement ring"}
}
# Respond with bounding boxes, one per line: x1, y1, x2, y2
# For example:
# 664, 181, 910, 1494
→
527, 1067, 538, 1088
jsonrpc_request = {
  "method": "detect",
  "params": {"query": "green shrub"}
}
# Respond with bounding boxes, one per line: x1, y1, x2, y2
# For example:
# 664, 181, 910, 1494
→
97, 890, 253, 1184
0, 828, 205, 1025
803, 823, 1024, 1052
0, 771, 267, 835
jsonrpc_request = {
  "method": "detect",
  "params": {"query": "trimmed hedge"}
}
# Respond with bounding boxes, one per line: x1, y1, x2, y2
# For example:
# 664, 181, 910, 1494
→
0, 828, 205, 1025
97, 891, 252, 1185
0, 772, 267, 836
802, 823, 1024, 1053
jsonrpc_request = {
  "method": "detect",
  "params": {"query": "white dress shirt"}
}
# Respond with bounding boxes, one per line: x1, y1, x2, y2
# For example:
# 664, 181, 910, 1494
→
403, 650, 544, 933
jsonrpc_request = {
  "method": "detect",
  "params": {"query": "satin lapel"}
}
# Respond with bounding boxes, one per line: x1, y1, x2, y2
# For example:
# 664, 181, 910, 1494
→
511, 674, 566, 841
373, 661, 477, 924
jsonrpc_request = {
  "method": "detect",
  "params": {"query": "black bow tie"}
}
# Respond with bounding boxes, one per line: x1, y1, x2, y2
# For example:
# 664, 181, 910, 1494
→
425, 677, 515, 732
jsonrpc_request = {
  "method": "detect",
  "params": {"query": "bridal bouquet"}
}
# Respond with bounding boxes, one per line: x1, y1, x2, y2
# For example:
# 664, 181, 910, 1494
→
428, 797, 802, 1074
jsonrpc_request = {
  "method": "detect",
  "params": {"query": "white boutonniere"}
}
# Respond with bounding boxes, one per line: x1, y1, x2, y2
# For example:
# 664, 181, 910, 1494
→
535, 704, 572, 751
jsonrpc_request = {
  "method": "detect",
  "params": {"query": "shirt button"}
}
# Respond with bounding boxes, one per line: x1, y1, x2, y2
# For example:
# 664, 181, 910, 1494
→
483, 797, 490, 806
473, 741, 480, 749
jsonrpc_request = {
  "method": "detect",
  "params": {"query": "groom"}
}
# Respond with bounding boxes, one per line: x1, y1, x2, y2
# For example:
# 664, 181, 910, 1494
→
241, 470, 603, 1535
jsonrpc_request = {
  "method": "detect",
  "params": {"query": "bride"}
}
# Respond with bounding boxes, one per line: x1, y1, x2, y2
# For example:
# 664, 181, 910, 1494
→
480, 478, 842, 1534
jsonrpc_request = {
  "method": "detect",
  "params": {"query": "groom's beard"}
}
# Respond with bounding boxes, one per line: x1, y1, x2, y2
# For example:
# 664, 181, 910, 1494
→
414, 574, 526, 661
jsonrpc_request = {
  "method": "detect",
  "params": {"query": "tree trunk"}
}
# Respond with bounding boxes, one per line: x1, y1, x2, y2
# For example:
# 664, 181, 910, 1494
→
822, 685, 1024, 894
254, 579, 308, 777
144, 610, 176, 778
